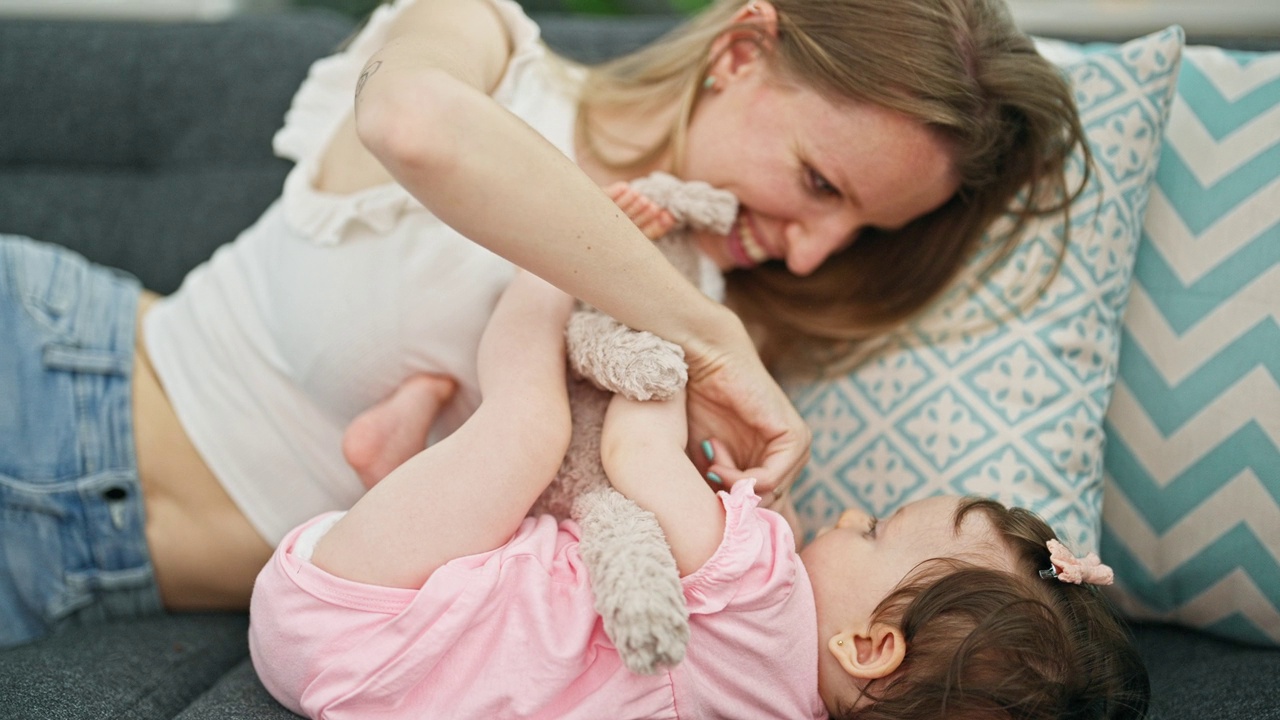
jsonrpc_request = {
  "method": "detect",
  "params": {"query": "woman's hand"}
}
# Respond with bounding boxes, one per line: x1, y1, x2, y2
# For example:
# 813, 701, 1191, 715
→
682, 310, 811, 501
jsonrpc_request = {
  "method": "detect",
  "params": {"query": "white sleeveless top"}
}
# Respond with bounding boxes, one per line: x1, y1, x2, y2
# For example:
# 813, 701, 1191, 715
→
144, 0, 581, 545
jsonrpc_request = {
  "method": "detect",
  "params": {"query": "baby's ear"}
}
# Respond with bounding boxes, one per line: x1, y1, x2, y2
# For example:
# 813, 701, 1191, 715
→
829, 623, 905, 680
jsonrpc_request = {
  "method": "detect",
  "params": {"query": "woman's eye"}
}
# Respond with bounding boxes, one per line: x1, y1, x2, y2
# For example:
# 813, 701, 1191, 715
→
806, 166, 840, 198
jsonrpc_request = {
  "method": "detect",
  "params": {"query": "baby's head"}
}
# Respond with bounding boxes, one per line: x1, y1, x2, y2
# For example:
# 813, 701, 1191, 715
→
802, 496, 1149, 719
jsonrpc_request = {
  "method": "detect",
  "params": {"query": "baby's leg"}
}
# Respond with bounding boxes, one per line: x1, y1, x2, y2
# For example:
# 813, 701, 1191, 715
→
342, 374, 457, 489
606, 182, 676, 240
312, 272, 573, 589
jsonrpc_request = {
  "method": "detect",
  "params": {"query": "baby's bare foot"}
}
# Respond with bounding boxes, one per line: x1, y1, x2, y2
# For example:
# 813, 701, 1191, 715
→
343, 374, 458, 489
606, 182, 676, 240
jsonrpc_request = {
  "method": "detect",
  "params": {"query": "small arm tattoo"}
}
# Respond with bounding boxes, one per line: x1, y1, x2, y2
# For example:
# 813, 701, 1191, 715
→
355, 60, 382, 101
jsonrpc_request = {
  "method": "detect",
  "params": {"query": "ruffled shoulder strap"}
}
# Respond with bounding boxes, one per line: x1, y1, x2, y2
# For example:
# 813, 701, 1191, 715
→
270, 0, 550, 245
273, 0, 545, 163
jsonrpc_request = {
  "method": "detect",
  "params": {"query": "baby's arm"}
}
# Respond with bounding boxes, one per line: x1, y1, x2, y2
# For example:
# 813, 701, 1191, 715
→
600, 393, 726, 576
312, 272, 573, 589
775, 490, 804, 551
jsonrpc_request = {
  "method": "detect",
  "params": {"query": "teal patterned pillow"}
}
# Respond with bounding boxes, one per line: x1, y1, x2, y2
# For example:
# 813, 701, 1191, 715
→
1094, 46, 1280, 647
787, 27, 1185, 555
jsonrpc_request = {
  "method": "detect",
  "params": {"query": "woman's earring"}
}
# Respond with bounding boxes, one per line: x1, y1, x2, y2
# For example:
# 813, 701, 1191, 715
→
703, 75, 717, 91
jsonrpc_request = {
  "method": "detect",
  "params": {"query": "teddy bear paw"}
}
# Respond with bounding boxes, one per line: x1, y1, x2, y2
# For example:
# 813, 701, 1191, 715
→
604, 601, 691, 675
567, 311, 687, 400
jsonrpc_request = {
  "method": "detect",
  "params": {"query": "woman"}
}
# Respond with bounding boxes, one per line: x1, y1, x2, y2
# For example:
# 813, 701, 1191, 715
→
0, 0, 1083, 647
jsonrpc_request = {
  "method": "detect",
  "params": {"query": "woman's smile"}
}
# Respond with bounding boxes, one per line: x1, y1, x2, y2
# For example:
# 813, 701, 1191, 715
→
723, 208, 776, 269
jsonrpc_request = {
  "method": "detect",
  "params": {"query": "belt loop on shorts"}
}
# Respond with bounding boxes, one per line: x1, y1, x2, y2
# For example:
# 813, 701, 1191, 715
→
42, 344, 131, 376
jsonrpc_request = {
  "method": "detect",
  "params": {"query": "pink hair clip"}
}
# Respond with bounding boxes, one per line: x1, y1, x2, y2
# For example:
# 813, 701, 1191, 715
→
1039, 539, 1115, 586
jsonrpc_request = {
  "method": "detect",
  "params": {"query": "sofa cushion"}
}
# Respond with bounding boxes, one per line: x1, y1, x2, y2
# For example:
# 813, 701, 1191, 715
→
786, 27, 1184, 554
0, 12, 355, 295
174, 659, 302, 720
1132, 621, 1280, 717
537, 13, 680, 62
0, 613, 251, 720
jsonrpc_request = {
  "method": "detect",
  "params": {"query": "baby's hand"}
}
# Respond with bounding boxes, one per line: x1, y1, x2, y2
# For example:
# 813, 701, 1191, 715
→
606, 181, 676, 241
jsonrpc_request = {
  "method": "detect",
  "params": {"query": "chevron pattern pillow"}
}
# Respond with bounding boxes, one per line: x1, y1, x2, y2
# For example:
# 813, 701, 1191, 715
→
786, 27, 1185, 555
1088, 46, 1280, 648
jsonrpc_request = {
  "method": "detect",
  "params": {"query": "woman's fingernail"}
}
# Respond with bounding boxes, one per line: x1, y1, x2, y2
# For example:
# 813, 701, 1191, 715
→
707, 472, 723, 485
701, 440, 715, 461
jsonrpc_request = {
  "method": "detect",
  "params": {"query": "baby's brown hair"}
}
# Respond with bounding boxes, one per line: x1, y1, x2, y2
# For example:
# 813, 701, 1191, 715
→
838, 499, 1149, 720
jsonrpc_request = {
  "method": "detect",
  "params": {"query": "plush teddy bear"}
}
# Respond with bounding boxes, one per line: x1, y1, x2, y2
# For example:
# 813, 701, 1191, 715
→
529, 172, 738, 675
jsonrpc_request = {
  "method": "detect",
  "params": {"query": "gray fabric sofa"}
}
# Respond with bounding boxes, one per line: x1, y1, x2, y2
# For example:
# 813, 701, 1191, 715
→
1, 8, 1278, 719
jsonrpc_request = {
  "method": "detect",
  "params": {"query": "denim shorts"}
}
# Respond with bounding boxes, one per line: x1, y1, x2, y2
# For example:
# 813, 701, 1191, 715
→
0, 235, 162, 648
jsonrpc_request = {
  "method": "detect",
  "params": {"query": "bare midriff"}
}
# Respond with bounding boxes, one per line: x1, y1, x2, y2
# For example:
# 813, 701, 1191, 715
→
132, 291, 274, 610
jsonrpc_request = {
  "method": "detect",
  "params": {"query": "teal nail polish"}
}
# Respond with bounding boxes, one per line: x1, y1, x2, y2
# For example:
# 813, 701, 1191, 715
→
707, 472, 723, 485
701, 440, 715, 461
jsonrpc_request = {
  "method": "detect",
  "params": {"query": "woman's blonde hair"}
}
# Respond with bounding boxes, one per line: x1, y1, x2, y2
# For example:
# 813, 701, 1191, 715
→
577, 0, 1088, 374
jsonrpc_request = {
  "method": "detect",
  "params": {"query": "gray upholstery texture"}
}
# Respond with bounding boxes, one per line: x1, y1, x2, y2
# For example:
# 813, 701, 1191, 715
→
1, 7, 1277, 719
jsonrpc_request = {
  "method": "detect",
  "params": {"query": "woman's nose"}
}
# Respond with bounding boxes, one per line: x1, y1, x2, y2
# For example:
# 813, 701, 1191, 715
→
784, 218, 859, 276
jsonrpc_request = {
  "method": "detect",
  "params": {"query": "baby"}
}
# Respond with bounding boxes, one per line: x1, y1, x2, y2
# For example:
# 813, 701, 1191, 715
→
248, 269, 1149, 719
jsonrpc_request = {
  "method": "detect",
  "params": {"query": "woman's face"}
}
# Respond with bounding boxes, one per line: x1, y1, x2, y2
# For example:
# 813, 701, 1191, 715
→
682, 58, 959, 276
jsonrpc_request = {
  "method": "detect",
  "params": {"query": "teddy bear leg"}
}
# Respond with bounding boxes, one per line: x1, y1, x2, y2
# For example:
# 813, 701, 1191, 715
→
573, 486, 690, 674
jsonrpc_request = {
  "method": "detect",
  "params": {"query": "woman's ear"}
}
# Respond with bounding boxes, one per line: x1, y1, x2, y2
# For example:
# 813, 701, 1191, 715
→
739, 0, 779, 36
705, 1, 779, 85
829, 623, 906, 680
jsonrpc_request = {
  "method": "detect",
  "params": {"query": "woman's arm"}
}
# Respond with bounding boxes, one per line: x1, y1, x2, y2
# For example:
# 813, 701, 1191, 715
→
354, 0, 707, 334
356, 0, 810, 494
600, 392, 725, 576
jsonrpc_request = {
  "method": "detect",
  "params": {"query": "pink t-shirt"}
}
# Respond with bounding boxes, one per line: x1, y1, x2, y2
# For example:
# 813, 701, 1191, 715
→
249, 482, 826, 719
